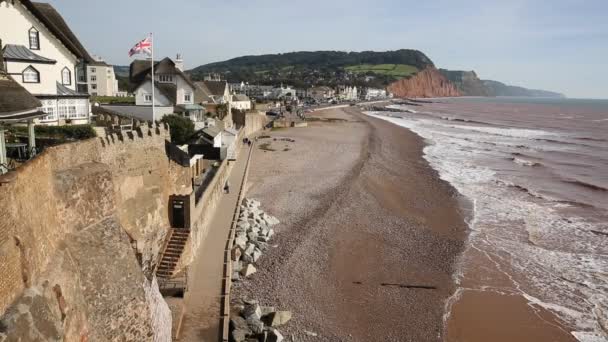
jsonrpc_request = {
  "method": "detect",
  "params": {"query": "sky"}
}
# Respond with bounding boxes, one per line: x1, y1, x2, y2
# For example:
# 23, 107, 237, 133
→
50, 0, 608, 98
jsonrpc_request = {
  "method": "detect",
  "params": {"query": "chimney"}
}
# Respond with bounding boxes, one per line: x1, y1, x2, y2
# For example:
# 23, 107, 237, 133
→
175, 53, 184, 71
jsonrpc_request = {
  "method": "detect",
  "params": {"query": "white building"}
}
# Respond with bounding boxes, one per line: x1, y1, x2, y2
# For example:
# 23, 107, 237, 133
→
0, 0, 94, 125
338, 86, 358, 101
109, 55, 204, 122
231, 94, 251, 111
308, 86, 335, 102
87, 55, 118, 97
268, 85, 296, 101
365, 88, 387, 100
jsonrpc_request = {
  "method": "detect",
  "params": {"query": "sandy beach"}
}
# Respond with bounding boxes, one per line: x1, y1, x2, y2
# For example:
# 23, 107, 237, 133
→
233, 106, 468, 341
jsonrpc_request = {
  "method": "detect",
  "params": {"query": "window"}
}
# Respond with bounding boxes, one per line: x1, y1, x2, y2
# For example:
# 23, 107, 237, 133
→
91, 84, 97, 90
90, 67, 96, 73
144, 94, 153, 102
90, 75, 97, 81
158, 74, 173, 83
28, 27, 39, 50
41, 100, 56, 121
22, 66, 40, 83
92, 92, 98, 96
61, 67, 71, 85
184, 93, 192, 102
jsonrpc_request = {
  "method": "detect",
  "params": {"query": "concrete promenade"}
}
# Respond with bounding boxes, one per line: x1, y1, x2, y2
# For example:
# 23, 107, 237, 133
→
178, 143, 252, 342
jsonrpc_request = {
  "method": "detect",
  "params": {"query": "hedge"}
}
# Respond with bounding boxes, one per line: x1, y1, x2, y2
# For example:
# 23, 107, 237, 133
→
10, 124, 97, 140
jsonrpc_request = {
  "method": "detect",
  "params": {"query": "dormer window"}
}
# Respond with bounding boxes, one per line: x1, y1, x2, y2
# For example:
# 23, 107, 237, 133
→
158, 74, 173, 83
29, 27, 40, 50
22, 66, 40, 83
184, 93, 192, 102
61, 67, 71, 85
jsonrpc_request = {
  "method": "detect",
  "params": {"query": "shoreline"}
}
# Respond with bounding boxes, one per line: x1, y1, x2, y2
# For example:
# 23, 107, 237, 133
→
366, 108, 580, 342
233, 106, 468, 340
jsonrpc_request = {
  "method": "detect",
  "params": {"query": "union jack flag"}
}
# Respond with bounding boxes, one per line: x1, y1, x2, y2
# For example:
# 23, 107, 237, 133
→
128, 36, 152, 57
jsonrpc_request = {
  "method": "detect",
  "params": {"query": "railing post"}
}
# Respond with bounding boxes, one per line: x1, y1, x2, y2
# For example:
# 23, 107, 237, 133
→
0, 129, 7, 174
27, 119, 36, 158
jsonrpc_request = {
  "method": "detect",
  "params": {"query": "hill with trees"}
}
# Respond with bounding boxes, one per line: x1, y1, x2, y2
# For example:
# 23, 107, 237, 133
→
186, 49, 434, 88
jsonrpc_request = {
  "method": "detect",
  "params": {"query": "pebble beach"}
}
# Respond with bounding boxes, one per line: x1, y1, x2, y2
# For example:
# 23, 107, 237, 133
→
231, 106, 469, 341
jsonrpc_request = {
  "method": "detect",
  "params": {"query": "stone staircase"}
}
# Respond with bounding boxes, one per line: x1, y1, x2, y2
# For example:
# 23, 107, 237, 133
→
156, 229, 189, 279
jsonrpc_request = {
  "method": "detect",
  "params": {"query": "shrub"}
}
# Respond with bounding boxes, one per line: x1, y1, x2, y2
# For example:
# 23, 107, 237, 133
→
161, 114, 194, 145
90, 95, 135, 104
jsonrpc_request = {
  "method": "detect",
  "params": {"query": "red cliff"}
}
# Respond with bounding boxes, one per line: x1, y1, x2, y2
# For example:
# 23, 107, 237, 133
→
388, 67, 461, 98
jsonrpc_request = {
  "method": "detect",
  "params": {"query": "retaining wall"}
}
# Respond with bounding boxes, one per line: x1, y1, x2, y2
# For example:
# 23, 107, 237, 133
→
0, 123, 187, 341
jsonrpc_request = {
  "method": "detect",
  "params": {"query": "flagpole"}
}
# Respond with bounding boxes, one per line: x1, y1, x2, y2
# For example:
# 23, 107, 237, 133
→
150, 32, 156, 123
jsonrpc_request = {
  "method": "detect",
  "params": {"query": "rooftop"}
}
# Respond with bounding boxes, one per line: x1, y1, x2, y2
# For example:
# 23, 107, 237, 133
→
2, 44, 56, 64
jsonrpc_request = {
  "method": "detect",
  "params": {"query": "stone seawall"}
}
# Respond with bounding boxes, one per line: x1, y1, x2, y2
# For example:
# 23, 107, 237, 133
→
176, 158, 232, 273
244, 112, 268, 137
0, 124, 186, 341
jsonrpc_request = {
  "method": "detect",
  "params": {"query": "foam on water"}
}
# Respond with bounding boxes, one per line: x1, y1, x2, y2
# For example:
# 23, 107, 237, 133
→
364, 111, 608, 341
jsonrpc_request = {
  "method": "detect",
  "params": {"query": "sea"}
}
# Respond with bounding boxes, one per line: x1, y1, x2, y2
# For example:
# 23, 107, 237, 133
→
366, 97, 608, 341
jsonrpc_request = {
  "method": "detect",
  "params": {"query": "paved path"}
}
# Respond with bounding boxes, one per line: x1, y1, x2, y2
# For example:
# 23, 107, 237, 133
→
178, 143, 251, 342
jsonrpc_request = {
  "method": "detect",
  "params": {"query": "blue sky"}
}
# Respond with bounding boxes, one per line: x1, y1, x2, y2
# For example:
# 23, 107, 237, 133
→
51, 0, 608, 98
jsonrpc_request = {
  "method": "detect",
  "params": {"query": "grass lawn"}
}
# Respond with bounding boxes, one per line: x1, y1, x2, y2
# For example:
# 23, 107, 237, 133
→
344, 64, 418, 77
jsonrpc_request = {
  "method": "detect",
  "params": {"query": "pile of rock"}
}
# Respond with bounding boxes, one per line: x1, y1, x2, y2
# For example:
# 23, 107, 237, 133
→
230, 300, 292, 342
231, 198, 280, 282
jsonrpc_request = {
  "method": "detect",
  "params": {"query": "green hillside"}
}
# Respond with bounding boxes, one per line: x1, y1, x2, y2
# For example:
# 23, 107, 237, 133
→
345, 64, 418, 78
187, 49, 433, 88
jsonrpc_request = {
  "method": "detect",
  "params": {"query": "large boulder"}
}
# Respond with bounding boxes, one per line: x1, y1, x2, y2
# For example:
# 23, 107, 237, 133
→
246, 316, 265, 334
261, 306, 276, 316
267, 328, 284, 342
242, 303, 262, 321
244, 243, 256, 256
230, 316, 251, 342
232, 260, 243, 272
237, 221, 250, 230
235, 236, 248, 249
242, 253, 253, 264
231, 247, 242, 262
252, 241, 268, 252
266, 311, 292, 327
240, 263, 257, 277
252, 248, 263, 262
265, 215, 280, 226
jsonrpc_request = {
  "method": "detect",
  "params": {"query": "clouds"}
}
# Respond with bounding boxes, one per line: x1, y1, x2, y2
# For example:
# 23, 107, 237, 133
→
51, 0, 608, 98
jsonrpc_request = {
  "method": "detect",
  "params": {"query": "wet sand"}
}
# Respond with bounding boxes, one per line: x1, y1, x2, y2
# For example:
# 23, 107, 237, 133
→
447, 291, 576, 342
233, 105, 576, 341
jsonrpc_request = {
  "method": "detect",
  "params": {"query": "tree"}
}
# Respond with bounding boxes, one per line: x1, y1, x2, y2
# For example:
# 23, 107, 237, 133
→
161, 114, 194, 145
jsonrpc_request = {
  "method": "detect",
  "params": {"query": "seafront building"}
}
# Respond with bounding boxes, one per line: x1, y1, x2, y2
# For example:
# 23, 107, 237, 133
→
337, 85, 358, 101
86, 55, 119, 97
309, 86, 336, 102
0, 0, 93, 125
232, 94, 252, 111
0, 48, 44, 173
364, 87, 388, 100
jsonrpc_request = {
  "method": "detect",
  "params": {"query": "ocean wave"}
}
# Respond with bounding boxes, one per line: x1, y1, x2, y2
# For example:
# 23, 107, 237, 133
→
511, 157, 542, 167
364, 111, 608, 338
563, 179, 608, 192
555, 200, 597, 209
535, 138, 596, 148
439, 116, 492, 126
574, 137, 608, 143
